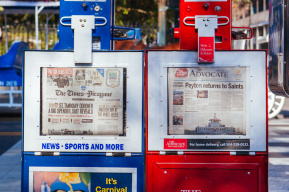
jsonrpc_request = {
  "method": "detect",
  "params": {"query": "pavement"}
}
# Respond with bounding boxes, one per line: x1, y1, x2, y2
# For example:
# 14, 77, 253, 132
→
268, 119, 289, 192
0, 140, 21, 192
1, 110, 289, 191
0, 117, 21, 156
0, 108, 21, 192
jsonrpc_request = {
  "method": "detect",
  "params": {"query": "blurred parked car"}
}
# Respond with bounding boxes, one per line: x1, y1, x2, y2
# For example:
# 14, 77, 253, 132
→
268, 90, 286, 119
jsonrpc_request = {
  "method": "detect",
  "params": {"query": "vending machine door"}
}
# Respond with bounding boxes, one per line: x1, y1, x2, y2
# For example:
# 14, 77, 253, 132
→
147, 50, 267, 153
23, 51, 143, 153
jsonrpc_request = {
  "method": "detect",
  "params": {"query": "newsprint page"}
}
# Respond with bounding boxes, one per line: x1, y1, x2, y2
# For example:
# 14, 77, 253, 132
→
168, 67, 247, 136
41, 67, 125, 136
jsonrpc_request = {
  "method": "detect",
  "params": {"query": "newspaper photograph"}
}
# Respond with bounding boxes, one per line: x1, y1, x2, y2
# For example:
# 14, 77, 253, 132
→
41, 67, 125, 136
168, 67, 247, 136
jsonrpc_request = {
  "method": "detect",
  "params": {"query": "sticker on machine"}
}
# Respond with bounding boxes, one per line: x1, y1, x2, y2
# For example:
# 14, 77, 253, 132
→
187, 139, 250, 150
164, 139, 250, 150
29, 167, 137, 192
164, 139, 187, 149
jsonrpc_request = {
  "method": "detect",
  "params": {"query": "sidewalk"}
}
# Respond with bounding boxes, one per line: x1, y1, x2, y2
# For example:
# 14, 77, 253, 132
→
268, 118, 289, 192
0, 140, 21, 192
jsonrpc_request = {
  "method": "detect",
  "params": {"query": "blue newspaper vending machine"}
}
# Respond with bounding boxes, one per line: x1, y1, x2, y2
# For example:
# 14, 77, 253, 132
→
22, 1, 144, 192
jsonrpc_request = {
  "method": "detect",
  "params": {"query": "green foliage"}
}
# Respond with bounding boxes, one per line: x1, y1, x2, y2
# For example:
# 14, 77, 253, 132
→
0, 10, 59, 54
0, 12, 59, 26
115, 0, 158, 26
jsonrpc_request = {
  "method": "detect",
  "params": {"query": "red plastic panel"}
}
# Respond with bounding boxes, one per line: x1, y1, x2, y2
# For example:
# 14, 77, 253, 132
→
147, 154, 268, 192
178, 0, 232, 50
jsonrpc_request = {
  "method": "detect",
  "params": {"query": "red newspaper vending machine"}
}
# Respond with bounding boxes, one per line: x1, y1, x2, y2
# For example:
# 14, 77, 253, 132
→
146, 0, 268, 191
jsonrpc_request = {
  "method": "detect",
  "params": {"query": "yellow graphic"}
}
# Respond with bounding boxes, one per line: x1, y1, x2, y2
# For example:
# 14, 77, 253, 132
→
96, 178, 127, 192
59, 172, 82, 191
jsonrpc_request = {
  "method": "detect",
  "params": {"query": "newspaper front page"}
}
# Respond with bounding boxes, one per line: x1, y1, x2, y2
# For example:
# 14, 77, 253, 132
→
41, 67, 125, 136
168, 67, 247, 136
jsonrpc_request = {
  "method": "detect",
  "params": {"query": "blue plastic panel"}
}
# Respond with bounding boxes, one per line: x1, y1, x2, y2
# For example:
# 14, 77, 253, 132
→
22, 155, 144, 192
59, 0, 113, 50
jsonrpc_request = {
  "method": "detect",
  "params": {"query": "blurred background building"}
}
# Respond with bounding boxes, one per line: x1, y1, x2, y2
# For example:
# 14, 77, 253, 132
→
232, 0, 269, 49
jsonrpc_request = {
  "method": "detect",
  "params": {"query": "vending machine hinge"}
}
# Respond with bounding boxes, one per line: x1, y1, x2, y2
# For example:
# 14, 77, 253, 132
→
106, 152, 131, 157
34, 152, 60, 156
230, 151, 255, 156
183, 15, 229, 63
159, 151, 184, 155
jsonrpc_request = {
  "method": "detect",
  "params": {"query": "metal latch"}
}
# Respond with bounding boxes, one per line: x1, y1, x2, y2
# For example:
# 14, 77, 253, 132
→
34, 152, 60, 156
159, 151, 184, 155
106, 153, 132, 157
230, 151, 255, 156
183, 15, 229, 63
71, 15, 95, 64
60, 15, 107, 64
